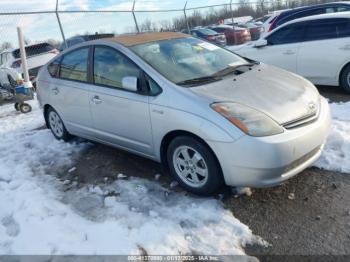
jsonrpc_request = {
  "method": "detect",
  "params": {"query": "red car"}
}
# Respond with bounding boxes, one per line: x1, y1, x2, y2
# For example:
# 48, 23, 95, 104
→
210, 25, 251, 45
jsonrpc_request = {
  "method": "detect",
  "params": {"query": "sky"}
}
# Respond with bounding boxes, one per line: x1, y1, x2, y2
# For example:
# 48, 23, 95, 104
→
0, 0, 243, 47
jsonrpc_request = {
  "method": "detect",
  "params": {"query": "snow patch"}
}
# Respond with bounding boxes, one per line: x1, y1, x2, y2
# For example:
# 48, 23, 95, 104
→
315, 102, 350, 174
0, 100, 258, 255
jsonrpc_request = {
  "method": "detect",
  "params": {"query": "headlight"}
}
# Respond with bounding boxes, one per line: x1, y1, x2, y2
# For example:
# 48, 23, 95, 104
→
211, 102, 284, 137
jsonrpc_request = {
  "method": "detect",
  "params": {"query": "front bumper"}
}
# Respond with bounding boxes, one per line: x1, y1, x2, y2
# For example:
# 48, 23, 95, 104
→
207, 97, 331, 188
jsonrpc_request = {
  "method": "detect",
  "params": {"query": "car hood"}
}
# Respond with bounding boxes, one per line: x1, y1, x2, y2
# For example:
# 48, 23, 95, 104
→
191, 64, 320, 125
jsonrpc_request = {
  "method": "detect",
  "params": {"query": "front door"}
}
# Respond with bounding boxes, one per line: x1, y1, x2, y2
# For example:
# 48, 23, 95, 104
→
89, 45, 154, 156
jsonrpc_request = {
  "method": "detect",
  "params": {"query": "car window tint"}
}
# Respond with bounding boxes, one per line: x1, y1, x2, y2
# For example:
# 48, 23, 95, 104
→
93, 46, 140, 90
48, 57, 61, 77
267, 23, 304, 45
304, 20, 339, 41
336, 19, 350, 38
146, 75, 162, 95
59, 47, 89, 82
337, 6, 350, 12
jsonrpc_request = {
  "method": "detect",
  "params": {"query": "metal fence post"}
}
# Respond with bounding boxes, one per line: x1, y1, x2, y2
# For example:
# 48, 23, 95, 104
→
132, 0, 140, 33
230, 0, 236, 45
56, 0, 67, 48
184, 1, 190, 32
17, 27, 32, 87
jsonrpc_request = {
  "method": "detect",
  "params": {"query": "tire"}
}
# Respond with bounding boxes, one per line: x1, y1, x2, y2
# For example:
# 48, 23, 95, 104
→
167, 136, 224, 195
46, 107, 71, 141
8, 75, 17, 88
14, 102, 20, 111
340, 64, 350, 93
19, 103, 32, 113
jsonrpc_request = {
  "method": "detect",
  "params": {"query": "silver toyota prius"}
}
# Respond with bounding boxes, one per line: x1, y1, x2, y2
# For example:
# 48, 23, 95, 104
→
36, 32, 331, 195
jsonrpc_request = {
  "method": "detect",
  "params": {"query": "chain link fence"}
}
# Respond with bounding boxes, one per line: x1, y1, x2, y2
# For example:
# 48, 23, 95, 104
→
0, 0, 339, 51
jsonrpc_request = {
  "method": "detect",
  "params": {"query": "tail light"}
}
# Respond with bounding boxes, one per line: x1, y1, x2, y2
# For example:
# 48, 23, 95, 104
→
207, 35, 215, 41
243, 29, 249, 35
11, 60, 21, 68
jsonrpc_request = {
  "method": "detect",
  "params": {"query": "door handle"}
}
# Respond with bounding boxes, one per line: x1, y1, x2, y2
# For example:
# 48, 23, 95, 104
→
283, 50, 295, 55
52, 87, 59, 95
92, 95, 102, 104
339, 44, 350, 50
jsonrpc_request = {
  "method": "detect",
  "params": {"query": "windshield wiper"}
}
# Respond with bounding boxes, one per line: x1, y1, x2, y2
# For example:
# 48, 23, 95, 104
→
176, 76, 222, 86
212, 62, 259, 77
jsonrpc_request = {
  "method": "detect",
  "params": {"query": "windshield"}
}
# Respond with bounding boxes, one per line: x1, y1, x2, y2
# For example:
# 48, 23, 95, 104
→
131, 37, 247, 85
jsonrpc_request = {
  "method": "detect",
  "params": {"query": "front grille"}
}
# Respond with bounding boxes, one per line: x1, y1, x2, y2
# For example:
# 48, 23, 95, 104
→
283, 112, 318, 129
283, 145, 321, 174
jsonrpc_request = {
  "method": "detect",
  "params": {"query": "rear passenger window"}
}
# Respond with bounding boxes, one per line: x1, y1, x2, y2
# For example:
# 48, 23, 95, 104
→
336, 19, 350, 38
59, 47, 89, 82
304, 19, 350, 41
93, 46, 141, 90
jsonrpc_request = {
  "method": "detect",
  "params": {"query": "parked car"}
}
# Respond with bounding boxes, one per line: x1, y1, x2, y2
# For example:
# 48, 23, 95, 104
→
235, 22, 262, 41
182, 28, 227, 46
231, 12, 350, 92
260, 10, 287, 37
59, 33, 114, 51
0, 43, 59, 87
37, 32, 330, 195
210, 25, 251, 45
267, 2, 350, 32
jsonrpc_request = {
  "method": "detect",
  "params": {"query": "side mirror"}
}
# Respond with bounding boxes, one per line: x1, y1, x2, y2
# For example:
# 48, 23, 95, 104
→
122, 76, 138, 92
254, 39, 268, 48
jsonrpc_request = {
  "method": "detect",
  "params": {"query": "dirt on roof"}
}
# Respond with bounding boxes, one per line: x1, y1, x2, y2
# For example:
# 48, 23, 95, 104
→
106, 32, 189, 46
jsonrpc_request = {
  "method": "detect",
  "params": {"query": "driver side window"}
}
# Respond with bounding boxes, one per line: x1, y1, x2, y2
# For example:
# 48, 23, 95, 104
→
266, 23, 305, 45
93, 46, 141, 91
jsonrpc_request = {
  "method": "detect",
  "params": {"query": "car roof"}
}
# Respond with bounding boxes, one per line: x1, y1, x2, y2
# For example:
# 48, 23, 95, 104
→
279, 2, 349, 17
283, 11, 350, 25
105, 32, 189, 47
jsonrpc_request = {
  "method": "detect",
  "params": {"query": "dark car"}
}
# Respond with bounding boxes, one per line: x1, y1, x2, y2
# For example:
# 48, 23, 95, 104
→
268, 2, 350, 32
182, 28, 227, 46
59, 33, 115, 50
210, 25, 251, 45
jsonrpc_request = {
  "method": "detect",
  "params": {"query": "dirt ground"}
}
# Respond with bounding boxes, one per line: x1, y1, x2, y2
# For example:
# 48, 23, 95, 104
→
37, 85, 350, 257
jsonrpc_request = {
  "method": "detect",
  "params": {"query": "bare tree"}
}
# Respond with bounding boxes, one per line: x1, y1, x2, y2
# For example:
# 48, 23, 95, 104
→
0, 42, 13, 52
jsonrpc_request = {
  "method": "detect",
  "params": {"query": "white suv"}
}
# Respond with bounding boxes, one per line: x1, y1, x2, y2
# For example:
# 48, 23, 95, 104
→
231, 12, 350, 92
0, 43, 59, 88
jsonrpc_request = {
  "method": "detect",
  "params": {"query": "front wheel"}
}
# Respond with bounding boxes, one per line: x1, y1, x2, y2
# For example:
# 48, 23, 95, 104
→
167, 136, 224, 195
340, 64, 350, 93
47, 107, 71, 141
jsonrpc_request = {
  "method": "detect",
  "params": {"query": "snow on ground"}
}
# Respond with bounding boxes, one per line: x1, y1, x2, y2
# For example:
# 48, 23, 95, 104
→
0, 100, 258, 255
315, 102, 350, 173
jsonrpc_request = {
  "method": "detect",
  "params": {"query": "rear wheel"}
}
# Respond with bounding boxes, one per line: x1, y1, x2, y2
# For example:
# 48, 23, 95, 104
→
167, 136, 224, 195
14, 103, 20, 111
47, 107, 71, 141
340, 64, 350, 93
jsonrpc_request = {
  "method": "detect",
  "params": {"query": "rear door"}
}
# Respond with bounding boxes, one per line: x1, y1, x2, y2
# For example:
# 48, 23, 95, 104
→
49, 47, 93, 137
297, 18, 350, 85
89, 45, 153, 155
244, 23, 304, 73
